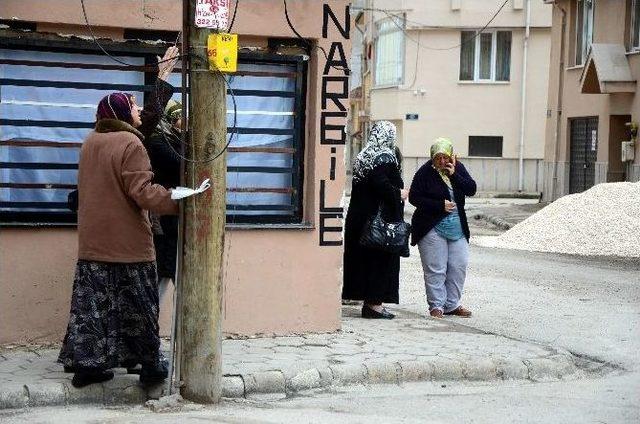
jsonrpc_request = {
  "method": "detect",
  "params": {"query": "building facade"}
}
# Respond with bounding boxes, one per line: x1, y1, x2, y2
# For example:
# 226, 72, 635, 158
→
543, 0, 640, 201
351, 0, 552, 193
0, 0, 351, 343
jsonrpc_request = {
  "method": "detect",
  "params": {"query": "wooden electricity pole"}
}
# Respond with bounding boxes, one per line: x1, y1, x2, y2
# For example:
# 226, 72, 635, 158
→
179, 0, 227, 403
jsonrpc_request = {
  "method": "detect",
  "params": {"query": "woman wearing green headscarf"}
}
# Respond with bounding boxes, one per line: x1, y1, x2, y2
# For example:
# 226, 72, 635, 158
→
408, 138, 477, 319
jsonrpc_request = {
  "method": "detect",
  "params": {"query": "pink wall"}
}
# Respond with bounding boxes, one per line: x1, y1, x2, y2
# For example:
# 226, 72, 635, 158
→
0, 0, 351, 343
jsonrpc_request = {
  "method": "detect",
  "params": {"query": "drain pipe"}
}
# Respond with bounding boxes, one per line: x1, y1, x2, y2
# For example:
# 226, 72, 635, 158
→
551, 2, 566, 201
518, 0, 531, 192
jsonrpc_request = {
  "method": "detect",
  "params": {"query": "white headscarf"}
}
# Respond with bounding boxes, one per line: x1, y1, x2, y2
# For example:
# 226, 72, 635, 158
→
352, 121, 398, 184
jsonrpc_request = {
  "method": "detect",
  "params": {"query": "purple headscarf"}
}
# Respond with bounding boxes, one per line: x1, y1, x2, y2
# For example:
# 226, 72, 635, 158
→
96, 92, 134, 125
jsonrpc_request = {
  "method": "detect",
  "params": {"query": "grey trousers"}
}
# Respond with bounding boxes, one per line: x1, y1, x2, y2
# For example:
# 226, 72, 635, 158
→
417, 229, 469, 313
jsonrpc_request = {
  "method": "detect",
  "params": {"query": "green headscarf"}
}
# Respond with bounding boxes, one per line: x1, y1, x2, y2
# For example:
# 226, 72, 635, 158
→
164, 100, 182, 125
430, 137, 454, 188
430, 137, 453, 159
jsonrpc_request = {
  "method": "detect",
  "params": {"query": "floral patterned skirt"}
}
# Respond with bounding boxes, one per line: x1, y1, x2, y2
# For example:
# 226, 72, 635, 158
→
58, 260, 160, 370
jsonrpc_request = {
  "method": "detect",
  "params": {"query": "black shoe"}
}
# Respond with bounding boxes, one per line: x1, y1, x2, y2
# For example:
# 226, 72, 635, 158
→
71, 369, 114, 388
121, 359, 141, 375
362, 305, 395, 319
139, 360, 168, 385
63, 365, 74, 374
382, 307, 396, 319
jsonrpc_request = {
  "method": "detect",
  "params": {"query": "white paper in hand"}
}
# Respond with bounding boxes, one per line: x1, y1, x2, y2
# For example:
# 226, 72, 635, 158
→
171, 178, 212, 200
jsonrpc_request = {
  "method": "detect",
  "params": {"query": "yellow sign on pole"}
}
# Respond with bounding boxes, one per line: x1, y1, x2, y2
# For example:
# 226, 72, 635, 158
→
207, 33, 238, 73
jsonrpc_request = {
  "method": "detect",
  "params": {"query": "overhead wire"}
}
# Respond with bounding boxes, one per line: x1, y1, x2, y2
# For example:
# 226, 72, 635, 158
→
379, 0, 511, 52
79, 0, 183, 67
79, 0, 238, 164
227, 0, 239, 33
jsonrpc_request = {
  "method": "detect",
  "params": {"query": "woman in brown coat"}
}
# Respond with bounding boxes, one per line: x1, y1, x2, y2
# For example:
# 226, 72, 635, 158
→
58, 91, 179, 388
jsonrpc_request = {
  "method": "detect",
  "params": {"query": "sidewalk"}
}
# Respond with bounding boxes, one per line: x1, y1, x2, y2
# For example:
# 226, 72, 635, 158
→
0, 305, 598, 409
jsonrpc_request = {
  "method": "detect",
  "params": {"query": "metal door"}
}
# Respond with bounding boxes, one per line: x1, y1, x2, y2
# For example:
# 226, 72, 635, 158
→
569, 117, 598, 194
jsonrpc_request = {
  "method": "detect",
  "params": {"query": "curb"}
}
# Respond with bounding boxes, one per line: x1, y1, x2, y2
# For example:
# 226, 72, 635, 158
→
223, 352, 581, 399
0, 352, 597, 409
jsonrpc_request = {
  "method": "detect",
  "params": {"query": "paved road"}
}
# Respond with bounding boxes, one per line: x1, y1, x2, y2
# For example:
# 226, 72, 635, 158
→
2, 373, 638, 423
399, 244, 640, 371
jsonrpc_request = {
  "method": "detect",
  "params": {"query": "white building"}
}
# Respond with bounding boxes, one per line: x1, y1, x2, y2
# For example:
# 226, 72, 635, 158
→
353, 0, 552, 193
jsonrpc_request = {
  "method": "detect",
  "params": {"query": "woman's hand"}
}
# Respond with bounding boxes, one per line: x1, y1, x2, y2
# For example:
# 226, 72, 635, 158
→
157, 46, 180, 81
400, 188, 409, 201
444, 154, 457, 176
444, 200, 457, 213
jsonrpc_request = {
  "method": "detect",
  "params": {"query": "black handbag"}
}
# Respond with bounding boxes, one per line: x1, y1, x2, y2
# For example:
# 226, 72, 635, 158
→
359, 206, 411, 257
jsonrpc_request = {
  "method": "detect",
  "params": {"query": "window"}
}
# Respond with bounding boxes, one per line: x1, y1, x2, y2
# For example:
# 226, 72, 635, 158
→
468, 136, 503, 157
460, 31, 512, 82
630, 0, 640, 50
374, 16, 404, 86
0, 43, 307, 225
575, 0, 594, 65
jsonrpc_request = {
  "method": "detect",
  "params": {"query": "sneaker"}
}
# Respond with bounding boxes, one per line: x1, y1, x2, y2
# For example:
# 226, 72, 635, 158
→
444, 306, 472, 317
430, 309, 444, 319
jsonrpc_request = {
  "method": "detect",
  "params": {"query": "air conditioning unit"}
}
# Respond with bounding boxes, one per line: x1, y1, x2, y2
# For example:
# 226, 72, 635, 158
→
622, 141, 635, 162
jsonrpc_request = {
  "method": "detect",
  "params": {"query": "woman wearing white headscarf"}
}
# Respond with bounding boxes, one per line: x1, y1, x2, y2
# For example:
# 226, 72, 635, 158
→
343, 121, 408, 319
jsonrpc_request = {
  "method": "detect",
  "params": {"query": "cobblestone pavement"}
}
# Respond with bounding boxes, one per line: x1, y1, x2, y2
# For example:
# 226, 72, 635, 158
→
0, 301, 600, 408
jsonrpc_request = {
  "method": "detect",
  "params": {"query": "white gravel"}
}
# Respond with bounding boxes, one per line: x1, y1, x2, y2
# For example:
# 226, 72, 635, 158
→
472, 182, 640, 257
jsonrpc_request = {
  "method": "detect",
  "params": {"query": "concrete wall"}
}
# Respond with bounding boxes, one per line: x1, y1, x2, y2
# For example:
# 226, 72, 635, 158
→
0, 0, 351, 343
543, 0, 640, 201
403, 157, 544, 193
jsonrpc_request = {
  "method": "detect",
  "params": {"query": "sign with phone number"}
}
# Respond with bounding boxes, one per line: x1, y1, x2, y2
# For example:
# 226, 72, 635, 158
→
195, 0, 229, 29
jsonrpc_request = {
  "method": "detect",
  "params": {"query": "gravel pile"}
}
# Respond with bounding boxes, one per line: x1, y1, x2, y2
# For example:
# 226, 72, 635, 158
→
473, 182, 640, 257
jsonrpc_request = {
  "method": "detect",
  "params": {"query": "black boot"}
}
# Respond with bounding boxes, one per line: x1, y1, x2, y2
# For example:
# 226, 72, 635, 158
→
71, 368, 114, 388
121, 359, 141, 375
139, 359, 168, 385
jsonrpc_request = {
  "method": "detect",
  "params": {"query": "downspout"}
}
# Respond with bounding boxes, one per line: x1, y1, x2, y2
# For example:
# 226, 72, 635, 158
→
518, 0, 531, 192
551, 2, 566, 201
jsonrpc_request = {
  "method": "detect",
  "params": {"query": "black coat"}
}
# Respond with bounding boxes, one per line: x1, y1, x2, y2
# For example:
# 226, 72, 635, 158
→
342, 162, 404, 303
408, 160, 477, 246
146, 122, 181, 279
143, 80, 180, 279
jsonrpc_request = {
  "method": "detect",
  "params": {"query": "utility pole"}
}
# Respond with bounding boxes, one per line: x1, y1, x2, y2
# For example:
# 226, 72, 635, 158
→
179, 0, 227, 403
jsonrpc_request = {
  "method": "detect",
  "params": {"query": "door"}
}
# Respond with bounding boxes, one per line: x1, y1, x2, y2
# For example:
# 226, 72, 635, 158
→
569, 117, 598, 194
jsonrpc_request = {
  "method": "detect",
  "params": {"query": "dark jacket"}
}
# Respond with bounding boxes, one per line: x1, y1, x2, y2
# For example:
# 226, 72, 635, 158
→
145, 107, 182, 278
146, 121, 181, 192
408, 160, 477, 245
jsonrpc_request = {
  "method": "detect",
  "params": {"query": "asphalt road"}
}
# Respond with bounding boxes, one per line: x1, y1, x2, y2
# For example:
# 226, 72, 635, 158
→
398, 244, 640, 371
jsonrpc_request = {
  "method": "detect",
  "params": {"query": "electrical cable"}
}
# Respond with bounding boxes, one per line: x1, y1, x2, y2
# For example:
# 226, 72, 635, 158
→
80, 0, 182, 67
227, 0, 239, 33
157, 54, 238, 164
282, 0, 350, 74
80, 0, 236, 164
380, 0, 510, 52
